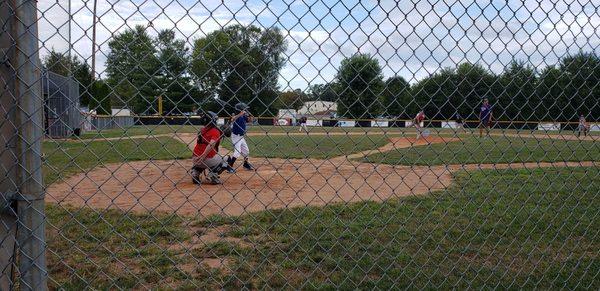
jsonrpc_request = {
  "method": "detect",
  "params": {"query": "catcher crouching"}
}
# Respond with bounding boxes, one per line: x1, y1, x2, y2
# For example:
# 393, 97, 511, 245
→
191, 111, 234, 185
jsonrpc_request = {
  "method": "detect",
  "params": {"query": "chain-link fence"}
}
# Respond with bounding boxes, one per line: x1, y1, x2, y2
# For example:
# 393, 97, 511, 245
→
1, 0, 599, 289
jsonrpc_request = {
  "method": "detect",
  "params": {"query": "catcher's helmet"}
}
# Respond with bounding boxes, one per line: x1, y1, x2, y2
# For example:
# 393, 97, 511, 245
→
199, 111, 218, 126
235, 102, 249, 111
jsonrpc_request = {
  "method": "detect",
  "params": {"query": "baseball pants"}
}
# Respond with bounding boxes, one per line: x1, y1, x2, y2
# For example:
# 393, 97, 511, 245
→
232, 134, 249, 159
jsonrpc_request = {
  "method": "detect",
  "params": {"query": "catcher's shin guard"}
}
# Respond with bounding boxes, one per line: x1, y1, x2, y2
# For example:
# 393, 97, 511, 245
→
206, 170, 222, 184
191, 166, 204, 184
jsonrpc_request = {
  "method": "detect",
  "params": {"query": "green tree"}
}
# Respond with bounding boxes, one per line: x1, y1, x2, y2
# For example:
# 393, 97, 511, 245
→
455, 63, 497, 120
558, 52, 600, 120
89, 80, 112, 115
336, 54, 385, 119
537, 66, 567, 121
411, 63, 495, 120
154, 29, 192, 114
43, 50, 94, 106
106, 25, 160, 114
410, 67, 456, 119
308, 83, 337, 102
191, 24, 287, 116
381, 76, 410, 118
277, 89, 309, 110
498, 61, 537, 121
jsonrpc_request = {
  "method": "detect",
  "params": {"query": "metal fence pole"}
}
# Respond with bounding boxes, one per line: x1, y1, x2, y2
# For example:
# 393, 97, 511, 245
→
0, 0, 47, 289
0, 0, 19, 288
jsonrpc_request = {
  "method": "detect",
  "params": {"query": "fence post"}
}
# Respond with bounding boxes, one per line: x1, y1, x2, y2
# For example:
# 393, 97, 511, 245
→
0, 1, 19, 289
0, 0, 47, 290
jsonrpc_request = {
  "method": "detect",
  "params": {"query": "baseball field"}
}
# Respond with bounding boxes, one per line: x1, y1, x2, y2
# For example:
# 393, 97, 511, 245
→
43, 125, 599, 289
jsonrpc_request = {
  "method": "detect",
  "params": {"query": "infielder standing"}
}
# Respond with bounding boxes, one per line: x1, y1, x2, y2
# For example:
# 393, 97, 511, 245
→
479, 98, 493, 137
299, 116, 308, 133
578, 114, 589, 137
227, 102, 255, 171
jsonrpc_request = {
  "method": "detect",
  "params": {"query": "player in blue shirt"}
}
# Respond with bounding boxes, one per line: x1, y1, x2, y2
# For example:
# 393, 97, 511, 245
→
227, 102, 255, 171
479, 98, 493, 137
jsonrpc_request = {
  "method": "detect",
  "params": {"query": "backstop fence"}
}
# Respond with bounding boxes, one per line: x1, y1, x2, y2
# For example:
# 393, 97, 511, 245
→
1, 0, 599, 289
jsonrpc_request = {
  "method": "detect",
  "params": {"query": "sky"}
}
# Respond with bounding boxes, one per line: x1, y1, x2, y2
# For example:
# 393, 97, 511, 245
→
38, 0, 599, 90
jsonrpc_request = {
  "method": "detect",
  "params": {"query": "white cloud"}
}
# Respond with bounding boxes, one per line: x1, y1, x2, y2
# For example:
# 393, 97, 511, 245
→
37, 0, 600, 89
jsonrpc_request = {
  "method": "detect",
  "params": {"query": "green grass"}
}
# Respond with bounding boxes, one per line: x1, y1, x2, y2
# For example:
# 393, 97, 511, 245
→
43, 125, 599, 288
215, 167, 600, 289
78, 124, 402, 139
44, 160, 599, 288
43, 137, 189, 185
46, 205, 192, 290
364, 135, 600, 165
221, 134, 391, 159
79, 125, 200, 139
78, 124, 600, 140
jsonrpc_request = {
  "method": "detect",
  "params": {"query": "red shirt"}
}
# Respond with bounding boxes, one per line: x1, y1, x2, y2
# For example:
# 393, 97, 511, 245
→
193, 126, 221, 158
415, 112, 425, 122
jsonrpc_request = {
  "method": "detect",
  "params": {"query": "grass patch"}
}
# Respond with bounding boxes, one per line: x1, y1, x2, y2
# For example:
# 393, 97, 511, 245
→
79, 125, 200, 139
192, 241, 248, 258
46, 205, 190, 289
79, 125, 398, 138
218, 167, 600, 289
194, 214, 241, 228
364, 135, 600, 165
79, 125, 600, 140
221, 134, 391, 159
43, 137, 189, 185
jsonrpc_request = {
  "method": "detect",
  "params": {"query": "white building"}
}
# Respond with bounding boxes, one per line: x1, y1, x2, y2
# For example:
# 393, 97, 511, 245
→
297, 101, 337, 117
278, 109, 297, 119
112, 108, 132, 116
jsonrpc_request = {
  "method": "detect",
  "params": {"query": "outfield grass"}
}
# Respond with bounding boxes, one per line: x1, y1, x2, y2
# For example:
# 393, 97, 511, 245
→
221, 134, 391, 159
78, 125, 401, 139
43, 137, 189, 185
79, 125, 200, 139
364, 135, 600, 165
214, 167, 600, 289
77, 124, 600, 139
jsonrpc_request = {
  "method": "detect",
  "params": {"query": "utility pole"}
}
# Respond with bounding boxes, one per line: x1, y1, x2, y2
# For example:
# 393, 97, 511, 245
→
0, 0, 48, 289
91, 0, 97, 79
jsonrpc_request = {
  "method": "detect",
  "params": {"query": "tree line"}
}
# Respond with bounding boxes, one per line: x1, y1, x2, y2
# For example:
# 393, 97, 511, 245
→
331, 52, 599, 121
43, 24, 599, 121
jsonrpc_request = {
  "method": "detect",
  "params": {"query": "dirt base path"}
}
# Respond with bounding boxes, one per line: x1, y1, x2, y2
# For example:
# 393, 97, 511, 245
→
46, 133, 597, 217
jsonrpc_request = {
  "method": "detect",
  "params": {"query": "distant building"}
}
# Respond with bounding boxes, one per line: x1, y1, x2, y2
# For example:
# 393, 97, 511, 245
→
112, 108, 132, 116
310, 109, 337, 119
42, 70, 81, 138
297, 101, 337, 117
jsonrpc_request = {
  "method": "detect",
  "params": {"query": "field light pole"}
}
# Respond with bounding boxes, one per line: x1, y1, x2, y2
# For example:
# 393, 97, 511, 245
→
0, 0, 48, 290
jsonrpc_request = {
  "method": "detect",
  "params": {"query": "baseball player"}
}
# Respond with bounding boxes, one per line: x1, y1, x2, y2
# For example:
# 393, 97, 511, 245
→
479, 98, 493, 137
578, 114, 589, 137
455, 113, 466, 129
191, 111, 234, 185
227, 102, 255, 171
414, 110, 426, 139
298, 116, 308, 133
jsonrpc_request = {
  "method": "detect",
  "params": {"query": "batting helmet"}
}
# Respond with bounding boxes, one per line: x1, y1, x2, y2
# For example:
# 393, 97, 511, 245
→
235, 102, 249, 111
199, 111, 218, 126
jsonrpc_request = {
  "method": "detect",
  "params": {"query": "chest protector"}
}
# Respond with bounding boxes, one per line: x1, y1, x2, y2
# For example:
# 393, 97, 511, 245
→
198, 127, 221, 150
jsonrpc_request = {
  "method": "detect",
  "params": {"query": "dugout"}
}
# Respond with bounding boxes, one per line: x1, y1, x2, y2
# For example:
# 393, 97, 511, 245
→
42, 70, 81, 138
